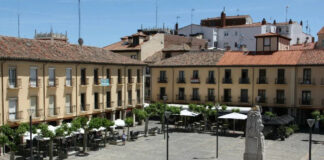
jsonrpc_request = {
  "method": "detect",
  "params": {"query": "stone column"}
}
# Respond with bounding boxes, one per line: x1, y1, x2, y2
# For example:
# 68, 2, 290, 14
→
132, 112, 136, 127
112, 111, 116, 121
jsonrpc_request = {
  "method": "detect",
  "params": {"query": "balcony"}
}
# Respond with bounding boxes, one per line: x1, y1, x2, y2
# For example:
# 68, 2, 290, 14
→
94, 103, 103, 111
158, 77, 168, 83
30, 109, 43, 118
222, 96, 232, 103
239, 78, 250, 84
65, 105, 75, 115
190, 95, 200, 101
80, 104, 90, 112
8, 79, 22, 89
105, 101, 114, 109
190, 78, 200, 84
275, 78, 286, 84
7, 111, 23, 122
128, 99, 136, 107
136, 82, 142, 89
29, 79, 41, 88
206, 78, 216, 84
320, 78, 324, 86
118, 77, 125, 85
48, 107, 60, 117
145, 81, 150, 87
257, 78, 268, 84
128, 77, 135, 84
256, 97, 267, 104
177, 78, 186, 84
93, 78, 101, 86
117, 100, 124, 107
299, 98, 313, 106
64, 78, 75, 87
298, 78, 315, 85
239, 96, 249, 103
47, 78, 59, 88
80, 78, 89, 86
205, 95, 216, 102
222, 78, 232, 84
136, 98, 143, 105
157, 94, 167, 101
176, 95, 186, 101
273, 98, 286, 105
137, 77, 141, 84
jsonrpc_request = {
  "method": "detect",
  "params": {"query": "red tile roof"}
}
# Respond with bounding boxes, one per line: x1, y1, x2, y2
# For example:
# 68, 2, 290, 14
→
290, 43, 315, 50
164, 34, 207, 50
318, 27, 324, 35
103, 41, 141, 51
255, 33, 291, 40
201, 15, 251, 21
0, 36, 145, 65
298, 49, 324, 65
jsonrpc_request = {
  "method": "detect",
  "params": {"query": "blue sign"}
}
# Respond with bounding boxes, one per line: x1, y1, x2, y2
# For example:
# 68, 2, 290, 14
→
100, 79, 110, 86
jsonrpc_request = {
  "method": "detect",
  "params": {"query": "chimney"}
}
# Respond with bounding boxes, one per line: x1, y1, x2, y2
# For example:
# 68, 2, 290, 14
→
261, 18, 266, 25
312, 37, 315, 43
174, 23, 179, 35
300, 21, 303, 26
221, 11, 226, 27
289, 19, 293, 24
273, 20, 277, 25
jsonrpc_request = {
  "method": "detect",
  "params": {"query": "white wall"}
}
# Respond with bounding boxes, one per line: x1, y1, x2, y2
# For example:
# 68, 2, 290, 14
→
178, 24, 217, 48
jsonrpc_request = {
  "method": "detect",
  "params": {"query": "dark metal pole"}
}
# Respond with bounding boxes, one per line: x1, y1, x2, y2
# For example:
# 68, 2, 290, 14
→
30, 115, 33, 160
166, 119, 169, 160
309, 126, 312, 160
163, 104, 166, 139
216, 118, 219, 159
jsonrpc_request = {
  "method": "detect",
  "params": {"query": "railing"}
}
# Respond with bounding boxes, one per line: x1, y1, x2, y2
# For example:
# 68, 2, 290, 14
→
256, 97, 267, 103
222, 78, 232, 84
137, 97, 143, 105
158, 77, 168, 83
47, 78, 59, 87
239, 96, 249, 103
80, 104, 90, 112
275, 78, 286, 84
136, 83, 142, 88
177, 78, 186, 84
128, 99, 135, 107
94, 103, 103, 110
80, 78, 89, 86
145, 81, 150, 87
137, 77, 141, 83
93, 78, 101, 86
273, 98, 286, 104
109, 78, 114, 85
30, 108, 43, 118
48, 107, 60, 117
106, 101, 114, 108
8, 78, 22, 89
190, 95, 200, 101
206, 78, 216, 84
118, 77, 125, 84
222, 96, 232, 102
299, 98, 313, 106
257, 78, 268, 84
7, 111, 23, 122
239, 78, 250, 84
65, 105, 75, 115
205, 95, 215, 102
176, 95, 186, 101
29, 79, 41, 88
298, 78, 315, 85
64, 78, 75, 87
117, 100, 124, 107
190, 78, 200, 84
128, 77, 135, 84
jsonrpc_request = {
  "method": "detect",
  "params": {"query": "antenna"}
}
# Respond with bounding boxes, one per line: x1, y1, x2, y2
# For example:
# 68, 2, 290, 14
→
191, 8, 195, 35
78, 0, 83, 46
155, 0, 158, 28
17, 14, 20, 38
236, 9, 239, 16
285, 6, 288, 22
176, 16, 180, 24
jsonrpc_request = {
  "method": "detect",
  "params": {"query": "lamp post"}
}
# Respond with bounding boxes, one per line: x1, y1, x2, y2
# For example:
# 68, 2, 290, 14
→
165, 111, 171, 160
163, 95, 167, 139
215, 104, 219, 159
27, 108, 35, 160
307, 119, 315, 160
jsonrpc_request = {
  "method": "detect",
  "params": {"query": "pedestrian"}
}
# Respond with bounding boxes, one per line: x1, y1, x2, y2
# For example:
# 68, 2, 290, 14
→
122, 130, 126, 145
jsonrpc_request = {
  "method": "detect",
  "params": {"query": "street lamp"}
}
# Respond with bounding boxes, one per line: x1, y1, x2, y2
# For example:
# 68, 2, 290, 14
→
163, 95, 168, 139
307, 119, 315, 160
165, 111, 171, 160
215, 103, 219, 159
27, 108, 35, 160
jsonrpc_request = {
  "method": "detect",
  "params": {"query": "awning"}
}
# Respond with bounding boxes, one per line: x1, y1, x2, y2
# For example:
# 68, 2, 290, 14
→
180, 110, 199, 117
218, 112, 247, 120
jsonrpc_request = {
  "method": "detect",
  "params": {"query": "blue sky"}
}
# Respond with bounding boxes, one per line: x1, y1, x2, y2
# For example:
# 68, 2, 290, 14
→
0, 0, 323, 47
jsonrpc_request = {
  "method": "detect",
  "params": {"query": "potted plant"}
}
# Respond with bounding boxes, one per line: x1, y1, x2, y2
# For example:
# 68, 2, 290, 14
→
125, 117, 134, 141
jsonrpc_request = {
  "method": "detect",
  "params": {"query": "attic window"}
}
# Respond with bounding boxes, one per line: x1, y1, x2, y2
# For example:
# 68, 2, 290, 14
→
264, 37, 270, 46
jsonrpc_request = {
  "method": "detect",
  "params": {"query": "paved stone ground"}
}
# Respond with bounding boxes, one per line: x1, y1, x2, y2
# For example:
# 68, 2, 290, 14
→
0, 121, 323, 160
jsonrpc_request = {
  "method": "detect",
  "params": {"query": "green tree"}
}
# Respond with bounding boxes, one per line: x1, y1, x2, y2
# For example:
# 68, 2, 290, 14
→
72, 116, 89, 153
221, 104, 227, 112
102, 119, 114, 146
38, 123, 55, 160
144, 104, 159, 136
125, 117, 134, 141
133, 108, 147, 125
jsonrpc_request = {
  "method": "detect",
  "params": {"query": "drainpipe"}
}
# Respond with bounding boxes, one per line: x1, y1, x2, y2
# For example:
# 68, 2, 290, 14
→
217, 67, 220, 103
43, 63, 46, 122
75, 64, 78, 117
102, 65, 104, 115
1, 61, 5, 125
124, 65, 127, 119
252, 67, 255, 107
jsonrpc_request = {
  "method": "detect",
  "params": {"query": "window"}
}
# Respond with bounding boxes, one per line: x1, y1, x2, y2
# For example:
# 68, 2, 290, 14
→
106, 91, 111, 108
30, 67, 38, 87
235, 31, 238, 36
130, 55, 137, 59
223, 69, 232, 84
192, 88, 199, 100
118, 69, 122, 84
207, 71, 215, 83
145, 67, 150, 75
159, 87, 166, 100
264, 37, 270, 46
159, 71, 167, 82
66, 68, 72, 86
136, 89, 141, 104
65, 94, 72, 114
192, 70, 199, 79
48, 68, 55, 86
165, 53, 171, 58
224, 42, 229, 47
49, 95, 56, 116
240, 89, 248, 103
137, 69, 141, 83
297, 38, 300, 44
258, 69, 266, 84
81, 68, 86, 85
235, 42, 238, 48
276, 69, 285, 84
80, 93, 86, 111
106, 69, 110, 79
302, 91, 311, 105
224, 32, 229, 36
208, 88, 215, 101
303, 68, 311, 84
240, 69, 249, 84
178, 88, 185, 100
94, 92, 99, 109
178, 71, 185, 83
224, 89, 231, 102
128, 90, 132, 105
9, 98, 18, 120
276, 90, 285, 104
118, 91, 122, 106
128, 69, 132, 83
9, 67, 17, 88
94, 68, 99, 85
30, 96, 37, 117
257, 90, 266, 103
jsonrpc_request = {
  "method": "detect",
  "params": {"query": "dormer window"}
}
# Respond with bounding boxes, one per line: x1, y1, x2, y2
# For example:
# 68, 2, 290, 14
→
255, 33, 291, 52
264, 37, 270, 46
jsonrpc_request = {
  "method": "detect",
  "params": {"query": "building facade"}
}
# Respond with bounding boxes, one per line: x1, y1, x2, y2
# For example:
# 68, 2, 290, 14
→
0, 36, 145, 126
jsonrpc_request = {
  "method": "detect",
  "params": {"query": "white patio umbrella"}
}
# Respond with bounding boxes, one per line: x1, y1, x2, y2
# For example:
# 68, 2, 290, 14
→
114, 119, 125, 127
219, 112, 247, 133
180, 110, 199, 128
